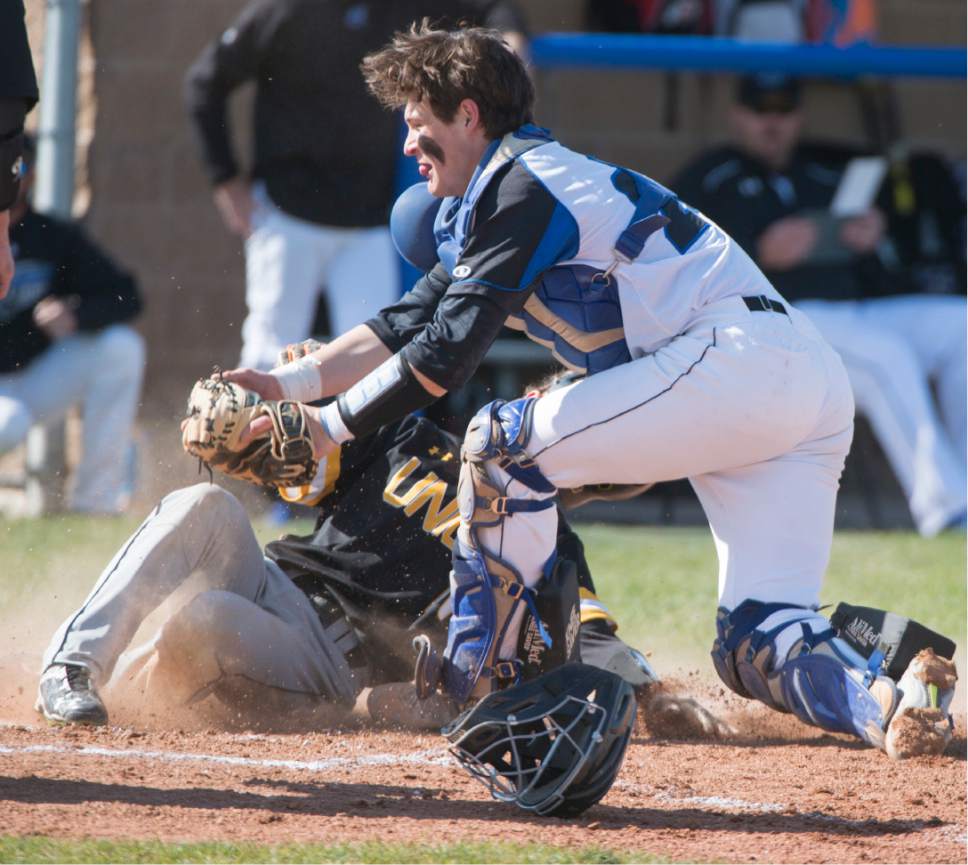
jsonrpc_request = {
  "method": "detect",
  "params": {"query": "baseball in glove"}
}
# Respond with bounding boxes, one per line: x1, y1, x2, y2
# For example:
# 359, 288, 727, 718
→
182, 373, 318, 487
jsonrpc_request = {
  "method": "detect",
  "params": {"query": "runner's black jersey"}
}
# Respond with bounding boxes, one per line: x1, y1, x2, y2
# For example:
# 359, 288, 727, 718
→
265, 414, 459, 622
265, 414, 598, 648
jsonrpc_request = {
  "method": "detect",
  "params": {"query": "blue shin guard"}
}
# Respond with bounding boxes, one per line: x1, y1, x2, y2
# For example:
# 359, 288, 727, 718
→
779, 651, 887, 747
712, 600, 892, 746
443, 541, 553, 703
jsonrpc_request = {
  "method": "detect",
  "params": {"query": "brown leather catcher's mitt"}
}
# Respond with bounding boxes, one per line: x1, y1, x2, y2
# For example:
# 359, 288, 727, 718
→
182, 375, 317, 487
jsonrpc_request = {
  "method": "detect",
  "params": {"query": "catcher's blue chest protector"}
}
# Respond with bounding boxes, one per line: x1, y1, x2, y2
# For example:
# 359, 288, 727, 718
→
432, 126, 711, 377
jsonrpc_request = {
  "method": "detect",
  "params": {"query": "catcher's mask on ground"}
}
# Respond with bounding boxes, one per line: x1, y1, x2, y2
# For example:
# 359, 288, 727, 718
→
443, 662, 636, 817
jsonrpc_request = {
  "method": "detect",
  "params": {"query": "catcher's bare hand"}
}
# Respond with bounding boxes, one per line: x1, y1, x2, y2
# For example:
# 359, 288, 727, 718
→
220, 367, 284, 401
239, 404, 337, 462
276, 338, 324, 369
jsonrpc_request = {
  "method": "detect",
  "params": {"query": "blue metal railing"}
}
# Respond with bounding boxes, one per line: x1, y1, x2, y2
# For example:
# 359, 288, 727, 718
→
529, 34, 966, 79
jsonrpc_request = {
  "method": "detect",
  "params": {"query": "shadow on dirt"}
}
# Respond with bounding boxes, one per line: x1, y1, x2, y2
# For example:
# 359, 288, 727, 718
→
633, 731, 967, 760
0, 774, 952, 837
631, 733, 869, 750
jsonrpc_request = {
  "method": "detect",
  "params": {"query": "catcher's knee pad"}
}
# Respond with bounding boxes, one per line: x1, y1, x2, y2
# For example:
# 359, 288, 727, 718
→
440, 398, 558, 704
711, 599, 891, 746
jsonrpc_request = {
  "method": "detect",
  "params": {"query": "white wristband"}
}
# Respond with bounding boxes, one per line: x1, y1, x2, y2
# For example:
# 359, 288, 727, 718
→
320, 401, 355, 444
271, 356, 322, 403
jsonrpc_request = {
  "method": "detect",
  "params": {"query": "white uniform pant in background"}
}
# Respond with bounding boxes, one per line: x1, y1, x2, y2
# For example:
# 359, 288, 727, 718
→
475, 298, 854, 616
796, 295, 967, 536
0, 325, 144, 513
241, 184, 400, 370
42, 484, 360, 709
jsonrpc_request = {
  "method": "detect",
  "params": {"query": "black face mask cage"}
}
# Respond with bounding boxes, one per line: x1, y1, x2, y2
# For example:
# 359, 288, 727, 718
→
444, 663, 628, 817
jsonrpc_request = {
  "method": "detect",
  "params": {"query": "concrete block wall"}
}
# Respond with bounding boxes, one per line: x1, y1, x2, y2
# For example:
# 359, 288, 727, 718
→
82, 1, 253, 407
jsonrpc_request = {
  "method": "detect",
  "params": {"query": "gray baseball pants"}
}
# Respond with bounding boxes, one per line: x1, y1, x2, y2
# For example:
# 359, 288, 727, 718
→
42, 483, 361, 710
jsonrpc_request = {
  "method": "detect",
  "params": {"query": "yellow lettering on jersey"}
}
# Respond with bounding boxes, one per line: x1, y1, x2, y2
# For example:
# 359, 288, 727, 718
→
383, 457, 422, 507
432, 511, 461, 549
383, 457, 460, 550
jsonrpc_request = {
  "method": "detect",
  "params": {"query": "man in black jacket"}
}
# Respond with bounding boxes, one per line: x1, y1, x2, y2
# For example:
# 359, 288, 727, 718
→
0, 138, 145, 513
184, 0, 527, 372
0, 0, 39, 298
673, 75, 966, 537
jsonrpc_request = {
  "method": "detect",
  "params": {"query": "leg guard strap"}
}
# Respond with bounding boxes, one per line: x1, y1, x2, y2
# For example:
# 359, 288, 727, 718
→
711, 600, 808, 701
442, 541, 553, 703
474, 495, 556, 517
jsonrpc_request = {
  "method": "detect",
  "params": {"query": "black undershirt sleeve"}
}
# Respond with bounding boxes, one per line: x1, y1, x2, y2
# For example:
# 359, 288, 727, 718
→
399, 290, 511, 392
365, 263, 452, 353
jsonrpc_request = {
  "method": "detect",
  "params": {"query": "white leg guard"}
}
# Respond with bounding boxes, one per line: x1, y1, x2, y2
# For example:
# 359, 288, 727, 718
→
436, 398, 558, 704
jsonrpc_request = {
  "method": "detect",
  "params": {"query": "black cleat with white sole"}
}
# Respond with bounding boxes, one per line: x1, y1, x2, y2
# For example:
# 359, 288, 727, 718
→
36, 663, 108, 726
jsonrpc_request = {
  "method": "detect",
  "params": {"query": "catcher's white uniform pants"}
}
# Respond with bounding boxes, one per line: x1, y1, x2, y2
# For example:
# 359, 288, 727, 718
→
796, 295, 967, 536
240, 184, 400, 371
0, 324, 144, 513
42, 484, 361, 710
479, 297, 854, 614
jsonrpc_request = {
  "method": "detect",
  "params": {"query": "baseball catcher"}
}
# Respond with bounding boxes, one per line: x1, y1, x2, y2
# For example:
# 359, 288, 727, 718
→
209, 23, 956, 770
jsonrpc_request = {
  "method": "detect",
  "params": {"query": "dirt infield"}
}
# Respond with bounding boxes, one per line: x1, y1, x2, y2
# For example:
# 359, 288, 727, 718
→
1, 676, 965, 864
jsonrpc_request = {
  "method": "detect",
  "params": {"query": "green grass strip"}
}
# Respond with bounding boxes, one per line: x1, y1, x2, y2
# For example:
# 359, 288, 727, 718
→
0, 836, 665, 864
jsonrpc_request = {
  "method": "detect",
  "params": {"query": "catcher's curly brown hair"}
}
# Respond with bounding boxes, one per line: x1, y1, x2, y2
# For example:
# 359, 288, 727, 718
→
361, 20, 534, 140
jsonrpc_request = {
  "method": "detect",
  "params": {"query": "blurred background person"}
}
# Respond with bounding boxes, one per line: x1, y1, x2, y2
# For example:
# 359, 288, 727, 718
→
184, 0, 527, 372
674, 74, 966, 536
0, 0, 39, 299
0, 136, 144, 514
584, 0, 714, 35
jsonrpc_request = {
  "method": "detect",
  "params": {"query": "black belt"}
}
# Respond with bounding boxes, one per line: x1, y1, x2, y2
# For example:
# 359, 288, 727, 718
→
743, 295, 788, 316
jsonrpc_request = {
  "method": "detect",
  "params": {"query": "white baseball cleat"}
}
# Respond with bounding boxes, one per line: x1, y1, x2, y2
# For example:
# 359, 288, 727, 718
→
882, 649, 957, 760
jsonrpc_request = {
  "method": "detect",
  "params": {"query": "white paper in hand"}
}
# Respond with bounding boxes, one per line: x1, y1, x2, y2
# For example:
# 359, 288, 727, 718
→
830, 157, 887, 218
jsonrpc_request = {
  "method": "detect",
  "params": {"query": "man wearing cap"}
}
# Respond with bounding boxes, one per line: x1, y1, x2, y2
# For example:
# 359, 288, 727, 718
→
674, 74, 966, 537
